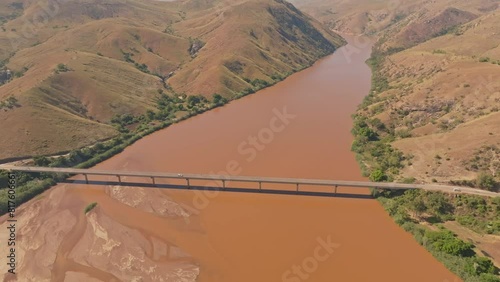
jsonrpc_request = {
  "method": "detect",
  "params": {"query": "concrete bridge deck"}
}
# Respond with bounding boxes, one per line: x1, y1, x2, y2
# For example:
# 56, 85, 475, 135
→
1, 165, 498, 197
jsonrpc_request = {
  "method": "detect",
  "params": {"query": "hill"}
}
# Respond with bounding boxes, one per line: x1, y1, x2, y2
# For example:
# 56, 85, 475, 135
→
290, 0, 497, 36
375, 12, 499, 184
0, 0, 344, 161
309, 1, 500, 278
292, 0, 499, 187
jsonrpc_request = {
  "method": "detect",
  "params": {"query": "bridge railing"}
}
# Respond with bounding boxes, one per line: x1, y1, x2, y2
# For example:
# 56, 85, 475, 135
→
1, 165, 498, 197
0, 165, 419, 190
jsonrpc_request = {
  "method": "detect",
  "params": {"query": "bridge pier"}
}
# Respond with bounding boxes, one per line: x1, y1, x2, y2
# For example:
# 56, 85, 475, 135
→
222, 180, 226, 189
259, 181, 262, 191
296, 183, 299, 192
334, 185, 338, 195
84, 174, 89, 184
186, 178, 190, 188
151, 177, 155, 185
117, 175, 122, 183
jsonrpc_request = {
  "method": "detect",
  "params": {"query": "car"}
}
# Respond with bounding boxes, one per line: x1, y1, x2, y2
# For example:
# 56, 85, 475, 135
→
453, 188, 461, 192
177, 173, 183, 177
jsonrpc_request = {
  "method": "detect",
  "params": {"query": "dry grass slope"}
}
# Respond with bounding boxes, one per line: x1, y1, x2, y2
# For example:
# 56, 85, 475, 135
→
0, 0, 344, 160
295, 0, 499, 184
370, 11, 500, 184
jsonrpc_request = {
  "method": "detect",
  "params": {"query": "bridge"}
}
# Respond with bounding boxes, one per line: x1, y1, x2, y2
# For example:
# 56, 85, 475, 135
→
1, 165, 499, 198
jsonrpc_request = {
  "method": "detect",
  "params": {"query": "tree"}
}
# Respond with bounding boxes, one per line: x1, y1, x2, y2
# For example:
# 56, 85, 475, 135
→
212, 93, 227, 105
476, 172, 498, 191
50, 156, 69, 167
466, 257, 496, 275
146, 110, 156, 121
69, 150, 84, 163
370, 169, 386, 182
426, 230, 474, 257
93, 142, 105, 153
187, 95, 201, 107
410, 198, 427, 217
426, 192, 454, 216
358, 127, 379, 141
370, 118, 386, 131
440, 239, 474, 257
473, 257, 496, 275
34, 156, 50, 166
0, 170, 9, 188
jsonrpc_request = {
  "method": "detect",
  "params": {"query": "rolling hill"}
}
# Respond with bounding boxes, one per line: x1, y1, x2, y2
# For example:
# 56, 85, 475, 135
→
293, 0, 499, 186
371, 10, 500, 185
0, 0, 344, 161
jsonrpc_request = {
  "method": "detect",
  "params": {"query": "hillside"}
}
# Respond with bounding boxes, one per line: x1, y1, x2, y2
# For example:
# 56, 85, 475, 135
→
319, 1, 500, 279
351, 6, 500, 187
169, 0, 344, 95
376, 13, 499, 184
291, 0, 498, 36
0, 0, 344, 161
291, 0, 499, 187
289, 0, 408, 34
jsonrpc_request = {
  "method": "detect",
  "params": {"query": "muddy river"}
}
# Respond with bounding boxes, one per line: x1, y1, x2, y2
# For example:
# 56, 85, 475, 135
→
1, 36, 459, 282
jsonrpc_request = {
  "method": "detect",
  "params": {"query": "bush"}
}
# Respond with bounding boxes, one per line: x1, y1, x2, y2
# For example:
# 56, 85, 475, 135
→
55, 63, 70, 73
250, 78, 270, 88
425, 192, 454, 216
0, 178, 56, 214
34, 156, 51, 166
425, 230, 475, 257
465, 257, 496, 276
370, 169, 387, 182
212, 93, 227, 106
476, 172, 498, 191
479, 273, 500, 282
0, 170, 9, 188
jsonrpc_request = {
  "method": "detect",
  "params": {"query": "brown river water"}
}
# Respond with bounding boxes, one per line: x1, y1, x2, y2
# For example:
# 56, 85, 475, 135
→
1, 36, 460, 282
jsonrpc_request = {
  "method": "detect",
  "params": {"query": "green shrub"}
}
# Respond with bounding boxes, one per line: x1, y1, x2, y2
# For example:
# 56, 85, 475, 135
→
55, 63, 70, 73
212, 93, 228, 106
479, 273, 500, 282
465, 257, 496, 276
0, 178, 56, 214
476, 172, 498, 192
370, 169, 387, 182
